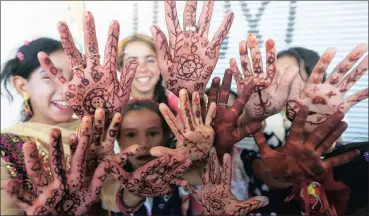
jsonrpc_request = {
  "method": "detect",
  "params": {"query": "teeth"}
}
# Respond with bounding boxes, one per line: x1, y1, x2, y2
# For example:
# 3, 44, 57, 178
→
53, 101, 69, 107
137, 77, 150, 83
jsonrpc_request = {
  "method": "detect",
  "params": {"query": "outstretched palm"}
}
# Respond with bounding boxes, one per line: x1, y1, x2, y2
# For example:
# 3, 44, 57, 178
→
151, 0, 234, 96
287, 44, 368, 132
38, 11, 137, 120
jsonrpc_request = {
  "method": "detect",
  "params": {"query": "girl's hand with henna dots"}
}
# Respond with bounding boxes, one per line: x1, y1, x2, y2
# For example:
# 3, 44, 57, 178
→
38, 11, 138, 121
286, 44, 368, 133
108, 151, 191, 198
150, 89, 217, 162
208, 69, 262, 161
150, 0, 234, 97
181, 148, 269, 215
3, 124, 132, 215
230, 34, 299, 123
253, 106, 360, 184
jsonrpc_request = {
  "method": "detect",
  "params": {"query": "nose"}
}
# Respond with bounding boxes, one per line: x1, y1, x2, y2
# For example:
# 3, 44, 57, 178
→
138, 134, 150, 150
137, 59, 148, 73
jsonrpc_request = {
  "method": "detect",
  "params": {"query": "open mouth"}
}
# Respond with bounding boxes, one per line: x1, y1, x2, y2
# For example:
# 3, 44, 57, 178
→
136, 77, 151, 84
52, 100, 71, 111
136, 154, 153, 163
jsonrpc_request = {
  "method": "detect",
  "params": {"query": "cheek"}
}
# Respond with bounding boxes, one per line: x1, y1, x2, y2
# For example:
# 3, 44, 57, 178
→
150, 134, 164, 147
28, 81, 54, 107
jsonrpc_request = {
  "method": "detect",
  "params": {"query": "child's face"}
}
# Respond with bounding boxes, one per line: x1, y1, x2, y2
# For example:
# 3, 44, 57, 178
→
118, 109, 165, 170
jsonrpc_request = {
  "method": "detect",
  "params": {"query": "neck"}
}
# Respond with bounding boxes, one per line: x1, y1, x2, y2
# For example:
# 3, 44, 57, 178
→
131, 88, 155, 100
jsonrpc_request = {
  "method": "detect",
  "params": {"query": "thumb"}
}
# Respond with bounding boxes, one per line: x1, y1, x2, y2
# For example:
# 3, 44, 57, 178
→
150, 146, 176, 157
276, 66, 300, 100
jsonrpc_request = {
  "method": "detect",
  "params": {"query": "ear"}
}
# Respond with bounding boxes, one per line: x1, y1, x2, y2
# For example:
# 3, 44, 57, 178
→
12, 75, 29, 97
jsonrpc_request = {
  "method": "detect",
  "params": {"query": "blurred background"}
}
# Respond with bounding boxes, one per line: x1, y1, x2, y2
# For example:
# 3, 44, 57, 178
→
1, 1, 368, 143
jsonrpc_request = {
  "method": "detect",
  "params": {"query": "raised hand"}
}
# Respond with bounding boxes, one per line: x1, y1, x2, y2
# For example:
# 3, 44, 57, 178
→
230, 34, 299, 122
182, 148, 269, 215
151, 89, 216, 162
286, 44, 368, 132
151, 0, 234, 96
208, 69, 262, 160
3, 126, 119, 215
253, 106, 360, 184
38, 11, 138, 120
109, 151, 191, 197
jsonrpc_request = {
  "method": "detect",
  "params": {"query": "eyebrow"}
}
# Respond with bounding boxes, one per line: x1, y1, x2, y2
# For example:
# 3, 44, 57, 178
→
124, 54, 156, 60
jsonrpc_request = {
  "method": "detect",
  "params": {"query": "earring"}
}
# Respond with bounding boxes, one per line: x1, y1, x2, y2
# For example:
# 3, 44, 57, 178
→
23, 92, 33, 117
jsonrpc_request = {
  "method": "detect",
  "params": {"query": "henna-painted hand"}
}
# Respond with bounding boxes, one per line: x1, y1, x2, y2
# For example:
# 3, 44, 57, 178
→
286, 44, 368, 132
38, 11, 138, 120
150, 0, 234, 96
3, 127, 115, 215
208, 69, 262, 160
151, 89, 216, 162
109, 151, 191, 197
182, 148, 269, 215
253, 106, 360, 184
231, 34, 299, 123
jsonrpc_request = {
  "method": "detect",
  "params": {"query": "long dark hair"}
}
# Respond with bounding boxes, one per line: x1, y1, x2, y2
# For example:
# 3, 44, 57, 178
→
0, 37, 63, 121
117, 34, 168, 105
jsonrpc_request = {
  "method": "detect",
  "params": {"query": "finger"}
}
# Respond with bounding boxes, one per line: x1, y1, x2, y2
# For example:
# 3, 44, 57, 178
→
70, 135, 89, 177
218, 69, 232, 104
182, 181, 198, 194
252, 130, 272, 156
57, 21, 83, 69
238, 41, 253, 79
48, 128, 67, 182
286, 106, 309, 145
204, 102, 216, 126
116, 144, 140, 165
327, 43, 367, 85
192, 92, 203, 125
197, 0, 214, 38
286, 75, 303, 122
171, 178, 190, 188
345, 88, 369, 111
275, 66, 299, 101
306, 111, 345, 150
316, 122, 347, 156
38, 52, 67, 89
120, 59, 138, 103
202, 154, 210, 185
166, 158, 192, 181
108, 161, 131, 184
68, 133, 78, 156
164, 1, 181, 55
150, 146, 177, 158
221, 153, 232, 188
210, 12, 234, 49
159, 103, 181, 137
104, 112, 122, 146
83, 11, 100, 66
183, 0, 197, 31
324, 150, 360, 168
4, 179, 34, 212
230, 58, 245, 86
308, 48, 336, 84
103, 20, 120, 73
150, 25, 170, 77
93, 108, 105, 146
232, 121, 262, 141
88, 161, 112, 201
247, 34, 263, 75
233, 196, 269, 213
23, 141, 50, 188
230, 78, 255, 119
338, 55, 368, 94
265, 39, 277, 86
80, 115, 93, 137
209, 147, 220, 185
208, 77, 220, 107
179, 89, 196, 131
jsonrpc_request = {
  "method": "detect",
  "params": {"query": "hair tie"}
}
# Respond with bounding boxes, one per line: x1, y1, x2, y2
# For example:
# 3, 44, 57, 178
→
16, 52, 24, 61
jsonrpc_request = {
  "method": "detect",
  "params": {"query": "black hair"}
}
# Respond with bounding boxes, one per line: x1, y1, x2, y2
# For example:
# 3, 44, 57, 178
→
277, 47, 327, 82
0, 37, 63, 121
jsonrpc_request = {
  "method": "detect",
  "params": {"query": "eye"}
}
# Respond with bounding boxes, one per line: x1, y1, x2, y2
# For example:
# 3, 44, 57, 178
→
125, 132, 136, 138
146, 56, 156, 63
149, 131, 158, 137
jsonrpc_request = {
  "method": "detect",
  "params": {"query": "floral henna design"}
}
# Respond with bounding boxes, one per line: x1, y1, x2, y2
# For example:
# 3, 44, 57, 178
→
231, 34, 299, 123
4, 128, 115, 215
151, 0, 234, 96
253, 106, 360, 184
181, 148, 269, 215
152, 89, 216, 162
39, 11, 138, 120
208, 69, 262, 161
287, 44, 368, 132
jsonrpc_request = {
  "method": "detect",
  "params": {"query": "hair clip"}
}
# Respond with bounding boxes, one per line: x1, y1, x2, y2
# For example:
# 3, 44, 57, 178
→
364, 151, 369, 162
24, 40, 31, 46
16, 52, 24, 61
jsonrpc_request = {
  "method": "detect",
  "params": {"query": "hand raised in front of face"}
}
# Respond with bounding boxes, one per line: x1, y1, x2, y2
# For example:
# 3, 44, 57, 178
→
151, 0, 234, 97
286, 44, 368, 133
208, 69, 262, 161
231, 34, 299, 123
181, 148, 269, 215
151, 89, 216, 163
38, 11, 138, 121
253, 106, 360, 184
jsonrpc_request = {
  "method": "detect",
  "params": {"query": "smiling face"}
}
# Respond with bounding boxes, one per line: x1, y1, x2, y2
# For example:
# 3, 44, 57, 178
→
124, 41, 160, 98
118, 109, 166, 170
19, 50, 74, 124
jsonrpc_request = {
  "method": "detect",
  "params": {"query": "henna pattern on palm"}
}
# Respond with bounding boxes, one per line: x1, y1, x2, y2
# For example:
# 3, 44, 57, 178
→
150, 0, 234, 96
208, 69, 262, 161
253, 106, 360, 184
151, 89, 216, 162
39, 11, 138, 120
286, 44, 368, 132
182, 148, 269, 215
231, 34, 299, 123
109, 152, 191, 197
3, 128, 127, 215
